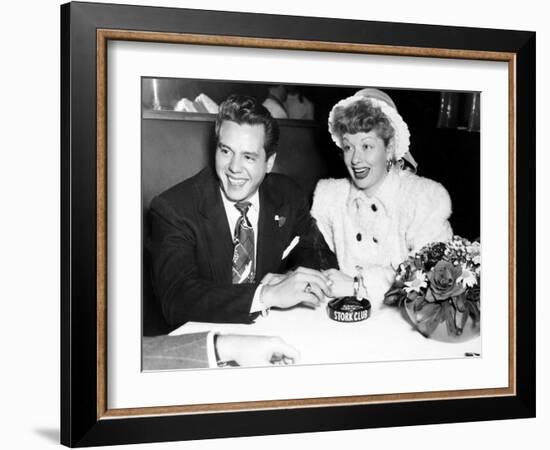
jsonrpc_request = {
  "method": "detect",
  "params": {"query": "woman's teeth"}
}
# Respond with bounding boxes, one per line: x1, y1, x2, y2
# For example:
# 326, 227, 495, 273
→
353, 167, 370, 179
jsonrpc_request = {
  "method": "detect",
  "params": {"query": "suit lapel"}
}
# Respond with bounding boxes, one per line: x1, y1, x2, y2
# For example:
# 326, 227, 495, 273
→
256, 180, 285, 278
197, 170, 287, 282
197, 171, 234, 283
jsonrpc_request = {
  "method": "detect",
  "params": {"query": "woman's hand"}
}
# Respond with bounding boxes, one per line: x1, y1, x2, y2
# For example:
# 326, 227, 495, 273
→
323, 269, 354, 298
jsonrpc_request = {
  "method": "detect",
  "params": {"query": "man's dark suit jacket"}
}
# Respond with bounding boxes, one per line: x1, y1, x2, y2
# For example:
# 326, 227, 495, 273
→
148, 167, 337, 329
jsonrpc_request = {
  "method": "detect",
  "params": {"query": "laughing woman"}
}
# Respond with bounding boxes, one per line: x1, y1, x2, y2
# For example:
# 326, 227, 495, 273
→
311, 88, 453, 305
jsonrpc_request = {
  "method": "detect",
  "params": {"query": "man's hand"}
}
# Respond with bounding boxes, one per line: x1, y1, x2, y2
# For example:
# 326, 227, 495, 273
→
216, 334, 300, 366
260, 272, 287, 286
260, 267, 332, 310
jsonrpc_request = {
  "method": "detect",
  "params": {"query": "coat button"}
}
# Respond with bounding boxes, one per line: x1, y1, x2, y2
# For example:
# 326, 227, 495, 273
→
373, 237, 378, 243
356, 233, 362, 242
371, 204, 377, 212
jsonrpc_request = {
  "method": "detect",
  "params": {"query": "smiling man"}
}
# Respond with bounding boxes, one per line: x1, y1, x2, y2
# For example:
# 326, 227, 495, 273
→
148, 94, 337, 329
216, 120, 274, 205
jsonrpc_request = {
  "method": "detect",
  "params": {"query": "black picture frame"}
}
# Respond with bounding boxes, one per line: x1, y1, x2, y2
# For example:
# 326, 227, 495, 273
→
61, 1, 535, 447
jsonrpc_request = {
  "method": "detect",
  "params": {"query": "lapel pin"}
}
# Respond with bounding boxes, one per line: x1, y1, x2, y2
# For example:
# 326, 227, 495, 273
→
274, 215, 286, 227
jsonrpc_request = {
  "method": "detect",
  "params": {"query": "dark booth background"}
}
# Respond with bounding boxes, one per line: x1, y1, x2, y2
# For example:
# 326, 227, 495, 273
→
141, 78, 481, 336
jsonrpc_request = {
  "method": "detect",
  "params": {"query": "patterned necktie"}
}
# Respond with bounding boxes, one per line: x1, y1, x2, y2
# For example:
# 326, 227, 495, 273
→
232, 201, 255, 283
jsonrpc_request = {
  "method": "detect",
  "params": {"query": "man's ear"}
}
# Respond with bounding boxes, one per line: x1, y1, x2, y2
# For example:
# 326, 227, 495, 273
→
266, 152, 277, 173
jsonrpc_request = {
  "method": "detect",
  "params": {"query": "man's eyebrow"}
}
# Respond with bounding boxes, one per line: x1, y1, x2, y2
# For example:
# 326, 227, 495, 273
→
244, 150, 259, 157
217, 142, 232, 150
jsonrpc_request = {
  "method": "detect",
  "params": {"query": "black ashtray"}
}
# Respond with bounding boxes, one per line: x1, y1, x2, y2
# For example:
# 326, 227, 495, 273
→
327, 296, 371, 323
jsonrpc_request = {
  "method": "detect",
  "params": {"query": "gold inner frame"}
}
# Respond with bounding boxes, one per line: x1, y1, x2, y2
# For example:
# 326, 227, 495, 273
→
96, 29, 517, 420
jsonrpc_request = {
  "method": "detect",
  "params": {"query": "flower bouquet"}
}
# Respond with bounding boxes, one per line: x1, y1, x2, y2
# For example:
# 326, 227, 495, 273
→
383, 236, 480, 338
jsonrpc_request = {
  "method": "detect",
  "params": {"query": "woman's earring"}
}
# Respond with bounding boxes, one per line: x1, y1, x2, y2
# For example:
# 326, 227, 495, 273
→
386, 159, 393, 173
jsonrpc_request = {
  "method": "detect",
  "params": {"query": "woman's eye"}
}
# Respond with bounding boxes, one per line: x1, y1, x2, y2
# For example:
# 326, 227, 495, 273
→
342, 145, 351, 152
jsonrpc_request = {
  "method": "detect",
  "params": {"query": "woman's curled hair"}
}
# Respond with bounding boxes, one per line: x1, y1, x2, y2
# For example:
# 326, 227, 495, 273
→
330, 100, 394, 148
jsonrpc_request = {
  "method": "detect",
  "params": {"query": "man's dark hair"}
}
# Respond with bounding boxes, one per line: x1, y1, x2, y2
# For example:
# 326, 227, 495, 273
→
215, 94, 280, 158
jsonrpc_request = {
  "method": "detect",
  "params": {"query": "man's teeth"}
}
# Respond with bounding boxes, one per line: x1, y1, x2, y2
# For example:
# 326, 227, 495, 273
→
228, 176, 247, 186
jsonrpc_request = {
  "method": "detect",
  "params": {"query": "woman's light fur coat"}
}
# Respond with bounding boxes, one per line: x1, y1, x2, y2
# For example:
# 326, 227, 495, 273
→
311, 168, 453, 304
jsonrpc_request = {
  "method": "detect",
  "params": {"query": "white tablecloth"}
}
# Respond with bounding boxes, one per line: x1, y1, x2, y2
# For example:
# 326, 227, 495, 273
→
171, 301, 481, 365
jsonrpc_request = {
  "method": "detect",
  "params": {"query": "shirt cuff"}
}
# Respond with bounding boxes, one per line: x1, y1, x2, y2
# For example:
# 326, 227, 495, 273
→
249, 283, 265, 314
206, 331, 218, 368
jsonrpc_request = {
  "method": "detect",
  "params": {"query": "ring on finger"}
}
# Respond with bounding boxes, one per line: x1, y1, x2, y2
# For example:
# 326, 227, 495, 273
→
304, 282, 312, 294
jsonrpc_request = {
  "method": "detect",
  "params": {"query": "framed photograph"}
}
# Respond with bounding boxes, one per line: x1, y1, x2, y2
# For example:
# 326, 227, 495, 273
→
61, 1, 535, 447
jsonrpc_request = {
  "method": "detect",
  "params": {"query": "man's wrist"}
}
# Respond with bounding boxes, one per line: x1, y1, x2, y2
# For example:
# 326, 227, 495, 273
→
250, 283, 271, 316
259, 284, 275, 310
215, 334, 239, 364
257, 283, 271, 316
213, 334, 231, 367
207, 331, 220, 367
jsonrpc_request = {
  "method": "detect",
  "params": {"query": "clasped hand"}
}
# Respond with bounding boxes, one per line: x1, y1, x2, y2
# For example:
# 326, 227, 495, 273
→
260, 267, 355, 310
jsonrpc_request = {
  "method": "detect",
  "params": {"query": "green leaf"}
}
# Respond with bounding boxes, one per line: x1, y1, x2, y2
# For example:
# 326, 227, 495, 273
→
413, 296, 427, 312
384, 290, 405, 307
415, 303, 443, 337
441, 301, 459, 335
453, 293, 467, 312
467, 300, 481, 325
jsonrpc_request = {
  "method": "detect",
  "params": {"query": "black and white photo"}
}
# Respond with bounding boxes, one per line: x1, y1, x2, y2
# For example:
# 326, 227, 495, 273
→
141, 78, 482, 370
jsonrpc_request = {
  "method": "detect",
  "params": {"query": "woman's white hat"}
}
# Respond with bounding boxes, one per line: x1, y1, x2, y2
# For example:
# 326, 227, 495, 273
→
328, 88, 418, 171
